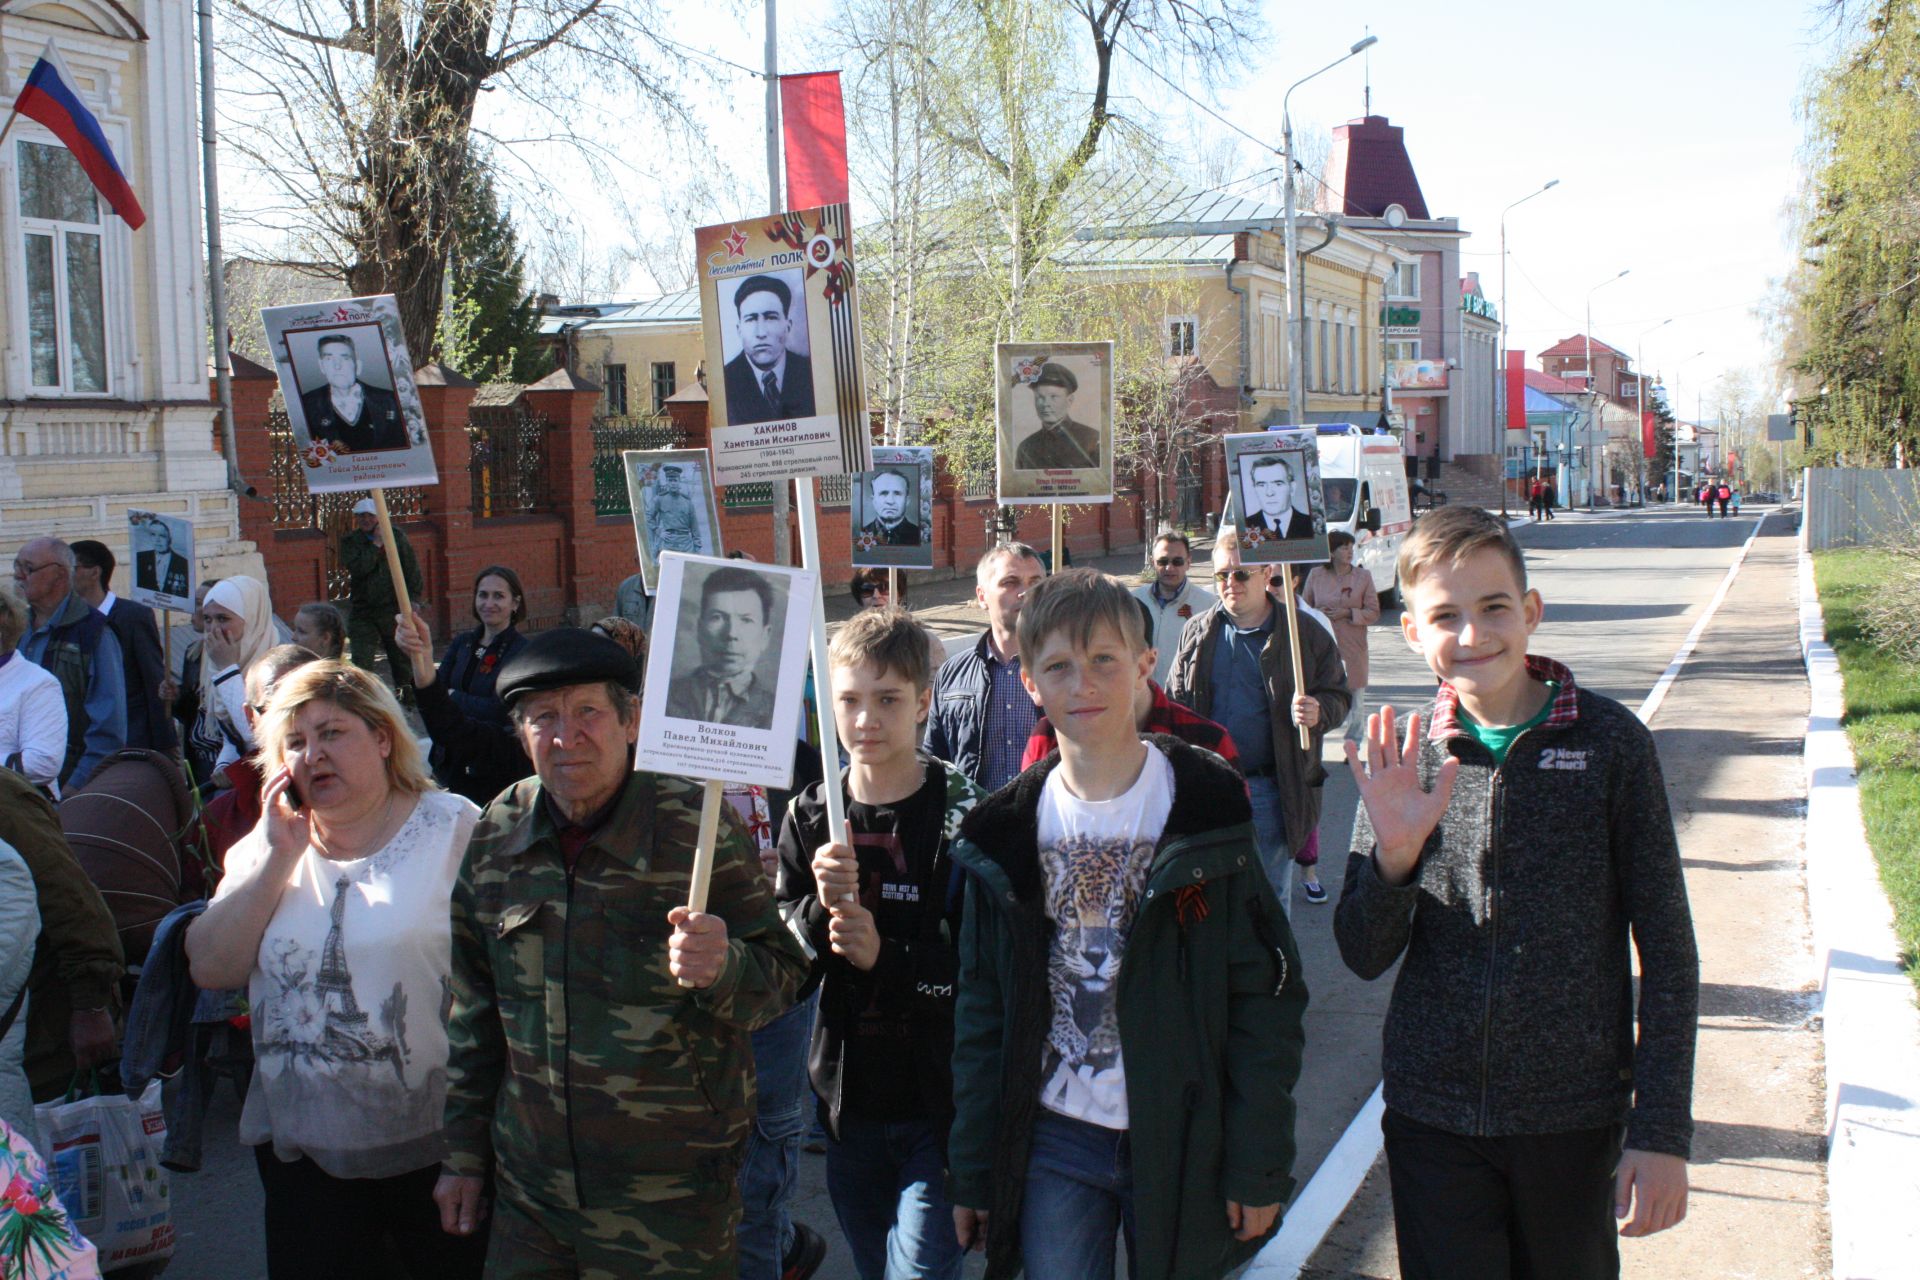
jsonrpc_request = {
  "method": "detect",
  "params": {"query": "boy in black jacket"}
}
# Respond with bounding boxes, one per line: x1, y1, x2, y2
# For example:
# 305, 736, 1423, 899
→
1335, 505, 1698, 1279
775, 608, 985, 1280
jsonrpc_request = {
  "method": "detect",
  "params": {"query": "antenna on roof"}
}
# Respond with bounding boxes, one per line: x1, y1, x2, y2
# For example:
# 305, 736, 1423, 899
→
1363, 26, 1372, 116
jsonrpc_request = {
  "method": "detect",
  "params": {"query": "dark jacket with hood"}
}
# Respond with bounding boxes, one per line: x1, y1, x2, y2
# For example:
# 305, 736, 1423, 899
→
1333, 658, 1699, 1157
1166, 599, 1351, 855
948, 735, 1308, 1280
774, 754, 984, 1139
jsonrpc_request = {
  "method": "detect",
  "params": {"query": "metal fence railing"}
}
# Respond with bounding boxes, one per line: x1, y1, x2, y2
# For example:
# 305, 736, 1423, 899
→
266, 409, 428, 599
593, 416, 685, 515
468, 404, 555, 518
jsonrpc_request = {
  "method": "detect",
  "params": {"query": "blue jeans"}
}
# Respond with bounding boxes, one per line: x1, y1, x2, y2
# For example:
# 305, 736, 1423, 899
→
736, 990, 817, 1280
1247, 774, 1294, 918
1020, 1110, 1137, 1280
824, 1115, 964, 1280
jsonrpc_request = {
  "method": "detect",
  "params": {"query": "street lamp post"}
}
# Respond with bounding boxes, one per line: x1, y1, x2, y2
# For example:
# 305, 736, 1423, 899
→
1282, 34, 1378, 429
1634, 318, 1671, 507
1583, 269, 1629, 511
1669, 349, 1707, 504
1497, 179, 1560, 518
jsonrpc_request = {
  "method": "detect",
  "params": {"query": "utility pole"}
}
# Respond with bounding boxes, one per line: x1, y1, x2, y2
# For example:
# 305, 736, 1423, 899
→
764, 0, 791, 566
199, 0, 249, 497
1584, 269, 1628, 510
1498, 179, 1560, 517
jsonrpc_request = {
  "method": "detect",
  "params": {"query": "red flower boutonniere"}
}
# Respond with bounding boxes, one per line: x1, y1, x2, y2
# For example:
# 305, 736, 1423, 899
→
480, 651, 500, 674
1177, 603, 1193, 619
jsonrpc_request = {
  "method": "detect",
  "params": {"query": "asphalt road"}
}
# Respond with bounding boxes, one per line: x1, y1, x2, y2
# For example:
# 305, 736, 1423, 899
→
156, 505, 1770, 1279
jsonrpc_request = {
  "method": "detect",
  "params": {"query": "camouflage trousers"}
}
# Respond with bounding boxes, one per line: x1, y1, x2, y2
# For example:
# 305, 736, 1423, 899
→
485, 1186, 741, 1279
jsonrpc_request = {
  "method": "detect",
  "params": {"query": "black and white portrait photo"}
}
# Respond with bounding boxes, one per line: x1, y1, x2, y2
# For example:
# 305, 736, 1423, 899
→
719, 271, 816, 426
262, 294, 438, 494
850, 446, 936, 569
635, 552, 820, 789
996, 341, 1115, 505
126, 509, 194, 612
1223, 429, 1331, 565
623, 449, 723, 592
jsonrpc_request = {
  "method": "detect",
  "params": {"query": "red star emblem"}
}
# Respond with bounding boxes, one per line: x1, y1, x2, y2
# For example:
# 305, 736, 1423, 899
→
722, 227, 748, 258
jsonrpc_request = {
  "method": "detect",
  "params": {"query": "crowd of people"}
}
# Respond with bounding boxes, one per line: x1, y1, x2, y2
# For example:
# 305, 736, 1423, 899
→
0, 506, 1696, 1280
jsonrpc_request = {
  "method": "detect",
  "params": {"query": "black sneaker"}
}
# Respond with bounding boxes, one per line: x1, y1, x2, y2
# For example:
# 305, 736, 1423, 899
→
1303, 880, 1329, 905
782, 1220, 827, 1280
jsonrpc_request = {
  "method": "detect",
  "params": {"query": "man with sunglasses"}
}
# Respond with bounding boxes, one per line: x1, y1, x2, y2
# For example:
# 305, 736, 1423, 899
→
1132, 532, 1213, 685
1167, 534, 1350, 915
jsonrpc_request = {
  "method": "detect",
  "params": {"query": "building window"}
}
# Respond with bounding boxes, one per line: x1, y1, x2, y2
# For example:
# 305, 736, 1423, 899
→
1388, 261, 1421, 301
1299, 317, 1312, 391
1346, 324, 1359, 393
1166, 315, 1197, 358
18, 140, 109, 395
651, 361, 676, 411
603, 363, 628, 415
1386, 339, 1421, 363
1317, 318, 1329, 391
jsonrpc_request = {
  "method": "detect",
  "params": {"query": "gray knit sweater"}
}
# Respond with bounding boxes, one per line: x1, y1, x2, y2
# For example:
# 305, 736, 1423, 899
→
1334, 658, 1699, 1157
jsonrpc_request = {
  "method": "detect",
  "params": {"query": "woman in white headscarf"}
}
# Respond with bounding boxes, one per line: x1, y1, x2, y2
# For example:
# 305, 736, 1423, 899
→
186, 576, 277, 790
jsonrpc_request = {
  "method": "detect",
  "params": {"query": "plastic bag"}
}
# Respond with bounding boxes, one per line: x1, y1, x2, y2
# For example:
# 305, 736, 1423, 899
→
33, 1081, 173, 1271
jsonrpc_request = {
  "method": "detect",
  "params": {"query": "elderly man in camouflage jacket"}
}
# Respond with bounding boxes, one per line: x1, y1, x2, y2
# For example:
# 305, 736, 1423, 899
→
433, 628, 808, 1278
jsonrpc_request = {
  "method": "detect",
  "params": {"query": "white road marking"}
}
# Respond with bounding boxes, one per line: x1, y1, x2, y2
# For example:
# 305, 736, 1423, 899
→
1245, 511, 1771, 1279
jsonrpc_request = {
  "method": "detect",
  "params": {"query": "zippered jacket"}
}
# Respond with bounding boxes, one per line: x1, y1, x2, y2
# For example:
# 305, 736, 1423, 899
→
773, 754, 984, 1139
948, 736, 1308, 1280
1333, 658, 1699, 1157
442, 770, 809, 1210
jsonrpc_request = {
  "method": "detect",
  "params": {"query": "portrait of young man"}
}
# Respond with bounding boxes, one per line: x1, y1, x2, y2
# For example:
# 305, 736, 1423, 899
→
1012, 361, 1101, 471
858, 467, 923, 546
646, 462, 705, 556
664, 563, 785, 731
1242, 452, 1317, 541
297, 330, 408, 453
722, 273, 817, 426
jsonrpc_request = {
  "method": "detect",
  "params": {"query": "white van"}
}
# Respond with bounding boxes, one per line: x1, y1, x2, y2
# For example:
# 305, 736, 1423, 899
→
1312, 424, 1413, 606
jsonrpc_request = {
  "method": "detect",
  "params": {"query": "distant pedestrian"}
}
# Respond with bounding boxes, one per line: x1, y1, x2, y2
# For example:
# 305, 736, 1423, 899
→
1527, 478, 1544, 521
339, 498, 423, 698
1541, 481, 1557, 521
1715, 482, 1732, 518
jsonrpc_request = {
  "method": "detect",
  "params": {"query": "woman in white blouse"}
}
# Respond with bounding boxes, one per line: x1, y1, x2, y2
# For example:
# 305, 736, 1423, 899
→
0, 589, 67, 796
187, 660, 486, 1279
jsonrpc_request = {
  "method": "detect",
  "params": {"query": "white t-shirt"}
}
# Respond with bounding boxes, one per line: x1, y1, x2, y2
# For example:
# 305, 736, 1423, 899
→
1036, 743, 1174, 1130
214, 788, 479, 1178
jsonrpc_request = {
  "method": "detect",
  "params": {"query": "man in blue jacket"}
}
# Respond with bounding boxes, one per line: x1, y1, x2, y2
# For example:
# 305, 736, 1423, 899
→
14, 537, 125, 789
924, 542, 1046, 792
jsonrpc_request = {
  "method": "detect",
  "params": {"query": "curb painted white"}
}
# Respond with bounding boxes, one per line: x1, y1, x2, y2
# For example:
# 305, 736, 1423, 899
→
1797, 533, 1920, 1280
1247, 513, 1767, 1278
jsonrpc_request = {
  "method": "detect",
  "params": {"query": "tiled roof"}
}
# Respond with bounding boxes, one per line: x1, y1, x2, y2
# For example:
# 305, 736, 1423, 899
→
1524, 369, 1587, 395
1539, 334, 1624, 360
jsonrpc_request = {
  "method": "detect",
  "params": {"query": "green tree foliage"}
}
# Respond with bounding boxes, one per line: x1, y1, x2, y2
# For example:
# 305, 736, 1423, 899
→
1648, 382, 1678, 491
438, 169, 547, 384
1788, 0, 1920, 463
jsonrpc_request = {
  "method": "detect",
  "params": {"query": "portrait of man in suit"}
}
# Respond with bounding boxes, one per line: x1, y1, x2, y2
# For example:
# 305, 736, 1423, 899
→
857, 468, 923, 546
664, 564, 783, 731
721, 273, 816, 427
1013, 361, 1101, 471
133, 516, 191, 600
298, 332, 408, 453
1243, 453, 1317, 540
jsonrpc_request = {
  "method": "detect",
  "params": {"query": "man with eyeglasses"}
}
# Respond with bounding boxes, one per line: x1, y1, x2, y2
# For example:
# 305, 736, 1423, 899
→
1166, 534, 1350, 915
13, 537, 126, 791
1131, 531, 1214, 685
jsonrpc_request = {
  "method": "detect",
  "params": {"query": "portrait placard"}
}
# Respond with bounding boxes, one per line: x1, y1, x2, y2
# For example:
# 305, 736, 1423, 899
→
635, 553, 819, 789
995, 341, 1114, 505
260, 295, 437, 493
850, 446, 936, 569
125, 509, 195, 612
694, 206, 872, 486
623, 449, 724, 593
1223, 430, 1330, 564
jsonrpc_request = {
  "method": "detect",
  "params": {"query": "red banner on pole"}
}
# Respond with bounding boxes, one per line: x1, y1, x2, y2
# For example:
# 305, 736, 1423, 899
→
779, 72, 849, 209
1642, 410, 1656, 460
1505, 351, 1527, 431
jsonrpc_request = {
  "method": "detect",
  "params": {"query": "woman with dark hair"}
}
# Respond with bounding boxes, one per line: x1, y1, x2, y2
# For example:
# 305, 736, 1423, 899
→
435, 566, 527, 725
848, 565, 908, 610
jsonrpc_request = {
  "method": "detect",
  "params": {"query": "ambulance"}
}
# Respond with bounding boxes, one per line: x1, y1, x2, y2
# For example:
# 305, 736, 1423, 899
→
1311, 423, 1414, 606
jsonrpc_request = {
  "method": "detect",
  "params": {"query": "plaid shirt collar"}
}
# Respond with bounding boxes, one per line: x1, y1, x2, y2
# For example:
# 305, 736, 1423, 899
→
1429, 655, 1579, 742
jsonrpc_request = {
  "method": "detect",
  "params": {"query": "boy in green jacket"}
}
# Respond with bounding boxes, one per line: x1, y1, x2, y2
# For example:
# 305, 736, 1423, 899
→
947, 568, 1308, 1280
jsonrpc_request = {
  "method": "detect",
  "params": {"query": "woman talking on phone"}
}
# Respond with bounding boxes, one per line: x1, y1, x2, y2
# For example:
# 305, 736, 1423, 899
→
185, 661, 486, 1279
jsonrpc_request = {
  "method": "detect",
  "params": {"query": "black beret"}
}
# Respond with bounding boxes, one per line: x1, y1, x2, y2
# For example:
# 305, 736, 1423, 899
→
1032, 361, 1078, 393
495, 628, 639, 705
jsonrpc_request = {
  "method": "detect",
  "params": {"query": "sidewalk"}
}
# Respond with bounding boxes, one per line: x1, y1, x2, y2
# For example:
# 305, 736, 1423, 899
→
1302, 511, 1830, 1278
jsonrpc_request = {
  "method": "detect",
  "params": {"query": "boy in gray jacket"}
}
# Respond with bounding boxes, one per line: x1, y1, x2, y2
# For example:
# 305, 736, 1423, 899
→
1335, 505, 1698, 1279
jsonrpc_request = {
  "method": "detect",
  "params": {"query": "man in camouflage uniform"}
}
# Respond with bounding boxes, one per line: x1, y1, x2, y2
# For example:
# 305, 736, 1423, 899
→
434, 628, 808, 1278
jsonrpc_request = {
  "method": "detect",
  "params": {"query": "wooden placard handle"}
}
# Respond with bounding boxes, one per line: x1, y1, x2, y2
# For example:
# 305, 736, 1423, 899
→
1279, 568, 1312, 750
1051, 502, 1064, 573
370, 490, 414, 624
686, 777, 725, 915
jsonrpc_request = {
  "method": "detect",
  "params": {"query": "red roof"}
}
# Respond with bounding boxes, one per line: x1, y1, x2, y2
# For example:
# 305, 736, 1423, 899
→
1539, 334, 1624, 361
1524, 369, 1586, 395
1328, 115, 1429, 220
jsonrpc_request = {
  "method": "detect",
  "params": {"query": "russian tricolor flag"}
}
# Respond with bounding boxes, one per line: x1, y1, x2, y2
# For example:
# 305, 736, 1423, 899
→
8, 42, 146, 229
